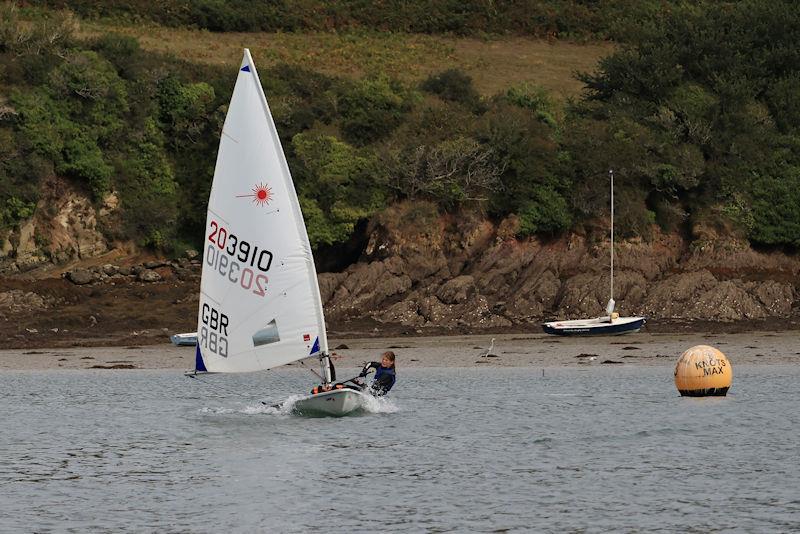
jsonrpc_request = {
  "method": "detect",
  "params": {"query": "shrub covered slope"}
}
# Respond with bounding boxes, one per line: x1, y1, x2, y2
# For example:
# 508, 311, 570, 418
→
2, 1, 800, 262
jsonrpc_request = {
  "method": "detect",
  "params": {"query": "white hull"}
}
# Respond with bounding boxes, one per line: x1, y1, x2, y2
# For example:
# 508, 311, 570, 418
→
293, 389, 366, 417
170, 332, 198, 346
542, 316, 645, 336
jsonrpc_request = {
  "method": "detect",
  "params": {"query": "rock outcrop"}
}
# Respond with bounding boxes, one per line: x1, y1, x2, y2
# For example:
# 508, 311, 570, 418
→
319, 202, 800, 329
0, 177, 111, 273
2, 194, 798, 331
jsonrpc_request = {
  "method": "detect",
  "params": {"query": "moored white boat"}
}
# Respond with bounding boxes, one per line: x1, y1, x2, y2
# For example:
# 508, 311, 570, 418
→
542, 170, 645, 337
542, 315, 645, 336
170, 332, 197, 346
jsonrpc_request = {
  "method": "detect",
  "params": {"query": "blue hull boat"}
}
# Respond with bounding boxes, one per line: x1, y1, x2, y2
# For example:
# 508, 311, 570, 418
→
542, 316, 645, 336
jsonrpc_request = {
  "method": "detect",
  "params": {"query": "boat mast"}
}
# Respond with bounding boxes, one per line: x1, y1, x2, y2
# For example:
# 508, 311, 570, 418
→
609, 169, 615, 313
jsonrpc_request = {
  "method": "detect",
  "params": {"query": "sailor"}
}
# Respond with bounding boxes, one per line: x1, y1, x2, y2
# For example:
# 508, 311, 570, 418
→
352, 351, 396, 396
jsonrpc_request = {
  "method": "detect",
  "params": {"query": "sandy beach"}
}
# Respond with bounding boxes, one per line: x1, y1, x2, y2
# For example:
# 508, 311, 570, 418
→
1, 331, 798, 371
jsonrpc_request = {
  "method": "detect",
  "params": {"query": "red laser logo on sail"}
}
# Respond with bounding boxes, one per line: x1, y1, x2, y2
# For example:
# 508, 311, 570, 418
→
237, 183, 273, 206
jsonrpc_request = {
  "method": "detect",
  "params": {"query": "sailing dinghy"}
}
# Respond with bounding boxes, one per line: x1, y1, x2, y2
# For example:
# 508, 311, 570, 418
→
542, 170, 645, 336
189, 49, 367, 416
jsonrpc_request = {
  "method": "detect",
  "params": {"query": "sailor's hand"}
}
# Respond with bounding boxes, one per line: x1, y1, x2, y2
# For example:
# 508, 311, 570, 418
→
330, 352, 342, 361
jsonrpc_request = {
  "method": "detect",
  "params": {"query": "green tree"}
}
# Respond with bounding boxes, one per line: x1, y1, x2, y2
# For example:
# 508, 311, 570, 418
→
338, 76, 413, 146
501, 83, 557, 128
156, 76, 216, 149
292, 132, 386, 247
421, 69, 482, 111
516, 186, 572, 237
116, 118, 179, 247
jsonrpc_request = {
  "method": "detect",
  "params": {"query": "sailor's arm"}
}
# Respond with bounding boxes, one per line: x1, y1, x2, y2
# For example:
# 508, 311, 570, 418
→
359, 361, 380, 377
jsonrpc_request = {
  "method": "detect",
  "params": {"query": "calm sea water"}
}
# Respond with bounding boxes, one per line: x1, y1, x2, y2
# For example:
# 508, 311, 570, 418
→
2, 364, 799, 533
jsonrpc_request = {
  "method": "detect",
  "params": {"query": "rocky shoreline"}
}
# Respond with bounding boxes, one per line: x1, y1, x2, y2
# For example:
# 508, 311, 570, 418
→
2, 203, 800, 350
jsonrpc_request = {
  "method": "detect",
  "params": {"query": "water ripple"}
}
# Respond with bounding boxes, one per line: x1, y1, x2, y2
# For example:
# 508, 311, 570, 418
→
2, 366, 800, 531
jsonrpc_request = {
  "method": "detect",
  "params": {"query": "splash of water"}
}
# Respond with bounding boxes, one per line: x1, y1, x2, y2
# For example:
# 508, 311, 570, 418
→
359, 393, 400, 414
203, 392, 400, 417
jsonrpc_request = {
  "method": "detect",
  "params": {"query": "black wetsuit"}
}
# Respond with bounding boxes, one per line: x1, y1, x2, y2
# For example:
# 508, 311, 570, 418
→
314, 361, 396, 396
360, 361, 396, 396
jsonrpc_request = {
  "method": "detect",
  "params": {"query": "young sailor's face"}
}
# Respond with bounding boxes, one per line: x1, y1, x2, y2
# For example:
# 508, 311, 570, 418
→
381, 355, 392, 367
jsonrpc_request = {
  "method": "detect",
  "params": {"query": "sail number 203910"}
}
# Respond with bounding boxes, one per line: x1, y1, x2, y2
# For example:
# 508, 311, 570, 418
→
206, 220, 271, 296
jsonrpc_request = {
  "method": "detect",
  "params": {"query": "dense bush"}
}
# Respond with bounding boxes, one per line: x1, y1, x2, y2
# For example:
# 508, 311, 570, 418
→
292, 132, 386, 247
29, 0, 660, 39
391, 136, 501, 211
115, 118, 179, 248
574, 0, 800, 246
501, 83, 557, 128
516, 186, 572, 237
6, 0, 800, 254
421, 69, 482, 111
337, 76, 414, 146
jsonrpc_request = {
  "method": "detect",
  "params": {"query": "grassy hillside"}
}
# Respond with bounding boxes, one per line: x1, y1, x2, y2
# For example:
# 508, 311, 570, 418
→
78, 22, 612, 100
5, 1, 800, 260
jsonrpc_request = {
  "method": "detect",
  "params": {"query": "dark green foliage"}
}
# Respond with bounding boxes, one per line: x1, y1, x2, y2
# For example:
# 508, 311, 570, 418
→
765, 75, 800, 135
7, 0, 800, 255
571, 0, 800, 245
90, 33, 143, 80
421, 69, 482, 110
516, 186, 572, 237
292, 132, 386, 247
478, 104, 569, 235
60, 131, 113, 196
262, 63, 337, 143
115, 118, 179, 247
0, 125, 50, 230
156, 75, 215, 149
741, 164, 800, 247
0, 196, 35, 229
390, 99, 478, 148
11, 50, 127, 200
338, 76, 414, 146
28, 0, 647, 38
501, 83, 557, 128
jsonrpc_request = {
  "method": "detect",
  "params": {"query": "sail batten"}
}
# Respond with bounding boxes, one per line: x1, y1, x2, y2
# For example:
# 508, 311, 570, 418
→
195, 49, 327, 373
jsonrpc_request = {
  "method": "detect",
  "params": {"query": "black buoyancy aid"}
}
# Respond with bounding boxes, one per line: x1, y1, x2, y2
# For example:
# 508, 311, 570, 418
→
372, 365, 396, 395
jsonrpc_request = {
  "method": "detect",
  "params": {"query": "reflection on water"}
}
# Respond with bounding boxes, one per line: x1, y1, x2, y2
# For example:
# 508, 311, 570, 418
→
2, 365, 799, 532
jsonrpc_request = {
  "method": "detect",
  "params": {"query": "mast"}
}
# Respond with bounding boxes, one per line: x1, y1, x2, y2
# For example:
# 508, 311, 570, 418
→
605, 169, 616, 316
610, 169, 614, 304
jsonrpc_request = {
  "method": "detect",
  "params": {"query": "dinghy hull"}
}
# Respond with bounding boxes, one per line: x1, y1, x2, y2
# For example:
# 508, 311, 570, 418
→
542, 317, 645, 336
293, 389, 366, 417
170, 332, 198, 346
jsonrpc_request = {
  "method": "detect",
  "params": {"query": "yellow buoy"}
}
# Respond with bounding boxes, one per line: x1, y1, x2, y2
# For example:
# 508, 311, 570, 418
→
674, 345, 732, 397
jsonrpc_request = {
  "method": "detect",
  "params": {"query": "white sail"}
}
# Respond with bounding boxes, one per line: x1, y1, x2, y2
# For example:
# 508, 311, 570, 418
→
194, 49, 327, 373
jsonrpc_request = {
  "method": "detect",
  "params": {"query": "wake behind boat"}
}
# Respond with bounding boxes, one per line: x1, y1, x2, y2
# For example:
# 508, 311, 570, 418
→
187, 49, 369, 416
